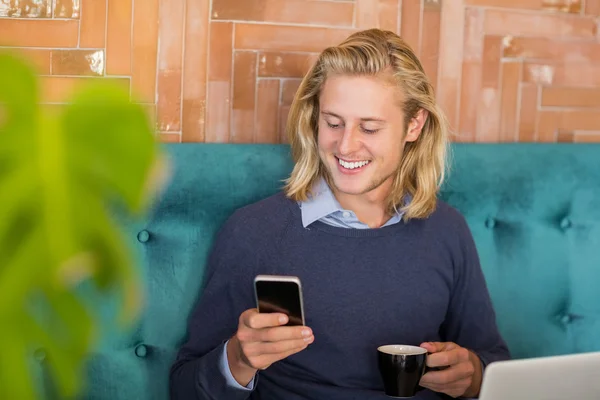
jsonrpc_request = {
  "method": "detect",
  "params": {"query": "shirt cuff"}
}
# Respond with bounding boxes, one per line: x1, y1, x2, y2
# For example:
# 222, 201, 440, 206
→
220, 340, 256, 390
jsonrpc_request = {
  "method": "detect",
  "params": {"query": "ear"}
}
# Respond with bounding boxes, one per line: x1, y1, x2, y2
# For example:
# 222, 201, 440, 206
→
405, 109, 428, 142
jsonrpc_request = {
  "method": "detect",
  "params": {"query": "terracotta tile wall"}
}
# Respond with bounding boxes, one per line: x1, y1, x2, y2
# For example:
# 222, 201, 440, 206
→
1, 0, 599, 143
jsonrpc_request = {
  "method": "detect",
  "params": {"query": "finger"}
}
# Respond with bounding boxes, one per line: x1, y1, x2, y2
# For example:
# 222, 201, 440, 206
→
426, 347, 470, 368
258, 326, 313, 343
420, 341, 459, 354
420, 362, 474, 386
242, 309, 289, 329
419, 377, 472, 397
250, 336, 313, 356
250, 341, 312, 369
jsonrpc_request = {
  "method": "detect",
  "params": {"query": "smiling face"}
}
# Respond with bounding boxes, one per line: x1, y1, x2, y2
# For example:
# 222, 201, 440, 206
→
317, 74, 423, 204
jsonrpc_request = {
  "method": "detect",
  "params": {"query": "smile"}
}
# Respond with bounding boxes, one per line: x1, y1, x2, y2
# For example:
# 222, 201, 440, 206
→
337, 157, 371, 170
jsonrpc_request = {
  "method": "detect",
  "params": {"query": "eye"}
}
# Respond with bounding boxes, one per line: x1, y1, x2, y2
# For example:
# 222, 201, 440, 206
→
361, 126, 379, 134
327, 122, 341, 129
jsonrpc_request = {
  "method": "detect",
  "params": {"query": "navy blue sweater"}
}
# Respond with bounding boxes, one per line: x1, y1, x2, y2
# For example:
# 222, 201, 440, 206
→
170, 192, 511, 399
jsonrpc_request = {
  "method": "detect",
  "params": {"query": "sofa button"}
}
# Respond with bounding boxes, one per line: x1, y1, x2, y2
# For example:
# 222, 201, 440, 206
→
137, 230, 150, 243
34, 348, 46, 362
560, 217, 572, 230
485, 217, 496, 229
558, 314, 573, 325
135, 344, 148, 357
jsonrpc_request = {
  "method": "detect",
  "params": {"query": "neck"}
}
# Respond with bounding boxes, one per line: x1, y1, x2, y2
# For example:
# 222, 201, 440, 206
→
332, 182, 393, 229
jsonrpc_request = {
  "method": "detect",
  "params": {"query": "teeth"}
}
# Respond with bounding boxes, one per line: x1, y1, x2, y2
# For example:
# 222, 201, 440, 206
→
338, 158, 370, 169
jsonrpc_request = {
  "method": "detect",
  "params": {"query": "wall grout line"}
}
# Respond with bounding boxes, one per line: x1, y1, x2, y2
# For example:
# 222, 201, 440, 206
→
229, 23, 236, 143
211, 19, 356, 29
253, 53, 260, 143
534, 83, 542, 141
77, 0, 81, 47
515, 62, 524, 142
180, 0, 187, 140
129, 0, 135, 99
104, 0, 109, 74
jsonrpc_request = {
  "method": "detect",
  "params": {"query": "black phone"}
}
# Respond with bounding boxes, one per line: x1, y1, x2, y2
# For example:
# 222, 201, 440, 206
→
254, 275, 305, 326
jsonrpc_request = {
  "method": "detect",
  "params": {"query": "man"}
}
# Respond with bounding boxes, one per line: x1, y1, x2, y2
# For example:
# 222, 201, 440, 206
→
170, 28, 510, 399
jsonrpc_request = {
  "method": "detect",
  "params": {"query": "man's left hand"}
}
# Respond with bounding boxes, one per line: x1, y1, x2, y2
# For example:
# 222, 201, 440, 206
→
418, 342, 482, 398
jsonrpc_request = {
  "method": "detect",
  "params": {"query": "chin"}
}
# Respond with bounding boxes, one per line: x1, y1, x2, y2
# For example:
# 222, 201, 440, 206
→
330, 174, 371, 195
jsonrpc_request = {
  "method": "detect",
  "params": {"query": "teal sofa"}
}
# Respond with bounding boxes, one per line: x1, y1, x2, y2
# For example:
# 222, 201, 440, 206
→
36, 143, 600, 399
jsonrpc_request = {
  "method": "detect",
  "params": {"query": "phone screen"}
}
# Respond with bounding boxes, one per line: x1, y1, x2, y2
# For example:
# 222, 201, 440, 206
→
255, 280, 304, 326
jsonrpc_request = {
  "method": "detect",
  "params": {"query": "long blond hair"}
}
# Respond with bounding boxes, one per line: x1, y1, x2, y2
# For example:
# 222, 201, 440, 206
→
283, 29, 449, 221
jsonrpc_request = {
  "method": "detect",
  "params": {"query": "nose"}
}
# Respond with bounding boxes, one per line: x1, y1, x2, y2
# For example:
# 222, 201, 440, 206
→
338, 126, 361, 156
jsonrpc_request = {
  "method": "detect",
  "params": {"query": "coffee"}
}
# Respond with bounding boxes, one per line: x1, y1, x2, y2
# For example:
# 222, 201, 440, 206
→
377, 345, 428, 398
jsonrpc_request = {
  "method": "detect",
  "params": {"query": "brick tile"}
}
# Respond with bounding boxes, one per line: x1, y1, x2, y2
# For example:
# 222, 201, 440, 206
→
465, 0, 582, 13
279, 105, 291, 143
157, 70, 182, 132
538, 110, 600, 141
131, 0, 159, 103
40, 76, 129, 103
482, 36, 502, 88
499, 61, 521, 142
542, 87, 600, 107
159, 133, 182, 143
421, 2, 441, 89
0, 19, 78, 47
9, 49, 51, 74
379, 0, 400, 32
235, 23, 356, 52
503, 37, 600, 63
156, 0, 185, 132
523, 62, 600, 86
80, 0, 106, 47
457, 7, 483, 141
458, 61, 481, 142
255, 79, 280, 143
477, 87, 502, 142
231, 51, 257, 143
437, 0, 465, 132
182, 0, 210, 142
52, 50, 104, 76
258, 52, 318, 78
0, 0, 51, 17
356, 0, 399, 30
212, 0, 353, 27
53, 0, 80, 18
574, 133, 600, 142
585, 0, 600, 15
140, 103, 157, 132
281, 79, 301, 105
557, 131, 575, 142
484, 8, 597, 38
400, 0, 421, 54
537, 111, 559, 142
558, 110, 600, 131
206, 22, 233, 143
106, 0, 132, 75
518, 84, 539, 142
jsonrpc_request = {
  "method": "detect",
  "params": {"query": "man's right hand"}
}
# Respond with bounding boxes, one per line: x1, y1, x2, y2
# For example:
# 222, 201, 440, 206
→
226, 308, 315, 387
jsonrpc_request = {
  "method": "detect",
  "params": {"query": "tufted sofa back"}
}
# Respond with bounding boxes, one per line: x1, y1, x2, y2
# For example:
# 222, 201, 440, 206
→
35, 143, 600, 399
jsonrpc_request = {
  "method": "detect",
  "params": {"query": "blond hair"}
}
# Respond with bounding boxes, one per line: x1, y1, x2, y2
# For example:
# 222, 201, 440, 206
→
283, 28, 450, 221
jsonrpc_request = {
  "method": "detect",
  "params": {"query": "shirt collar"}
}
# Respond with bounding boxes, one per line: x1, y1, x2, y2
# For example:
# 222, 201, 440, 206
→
300, 177, 344, 228
299, 177, 407, 228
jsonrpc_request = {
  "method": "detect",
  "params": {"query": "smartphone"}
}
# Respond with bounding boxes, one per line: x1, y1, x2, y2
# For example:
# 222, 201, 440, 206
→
254, 275, 305, 326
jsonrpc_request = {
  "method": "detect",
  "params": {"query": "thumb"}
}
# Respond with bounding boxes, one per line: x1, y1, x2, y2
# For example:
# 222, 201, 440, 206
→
419, 341, 459, 353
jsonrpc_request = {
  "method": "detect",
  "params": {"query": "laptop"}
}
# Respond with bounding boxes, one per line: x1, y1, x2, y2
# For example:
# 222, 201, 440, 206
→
479, 351, 600, 400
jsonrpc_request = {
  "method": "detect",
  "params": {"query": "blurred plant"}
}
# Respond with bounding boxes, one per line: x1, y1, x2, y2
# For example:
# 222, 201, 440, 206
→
0, 52, 167, 398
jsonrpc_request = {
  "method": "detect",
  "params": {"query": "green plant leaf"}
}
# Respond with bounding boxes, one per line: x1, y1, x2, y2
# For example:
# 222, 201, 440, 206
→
0, 50, 165, 399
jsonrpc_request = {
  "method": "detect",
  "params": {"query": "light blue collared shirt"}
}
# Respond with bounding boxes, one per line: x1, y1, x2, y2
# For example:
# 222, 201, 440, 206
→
299, 177, 404, 229
220, 177, 405, 390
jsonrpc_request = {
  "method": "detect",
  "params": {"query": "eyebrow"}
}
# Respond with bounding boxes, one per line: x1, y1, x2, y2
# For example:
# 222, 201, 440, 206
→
321, 110, 387, 123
